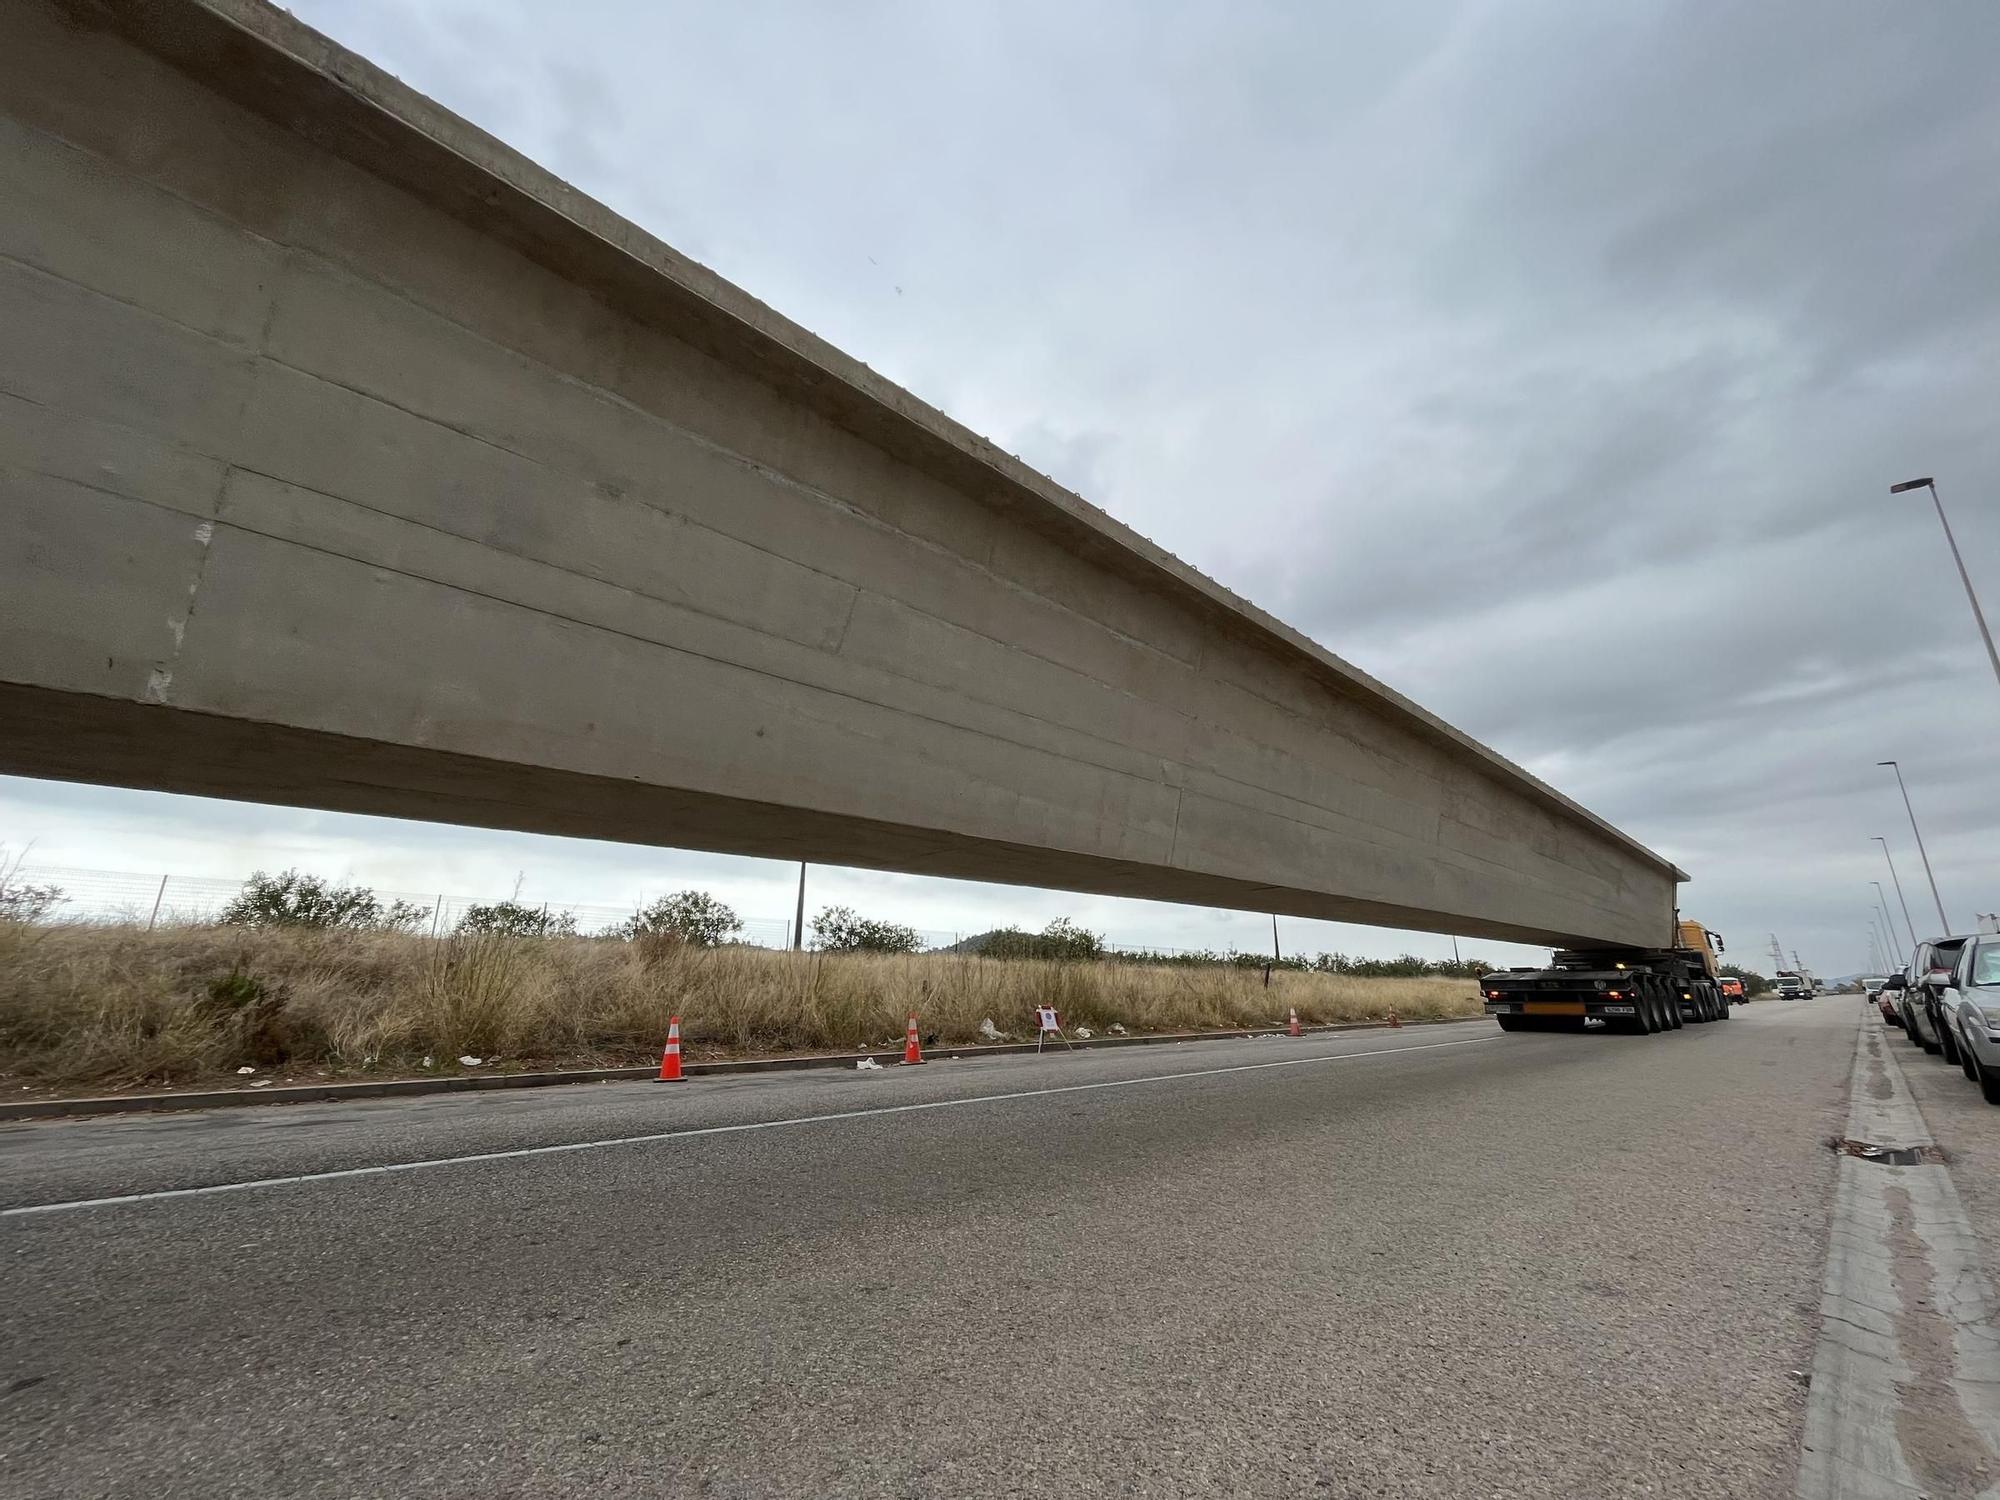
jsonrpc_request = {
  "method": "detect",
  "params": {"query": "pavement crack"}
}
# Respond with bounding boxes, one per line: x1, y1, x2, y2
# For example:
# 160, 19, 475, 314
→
1885, 1183, 2000, 1496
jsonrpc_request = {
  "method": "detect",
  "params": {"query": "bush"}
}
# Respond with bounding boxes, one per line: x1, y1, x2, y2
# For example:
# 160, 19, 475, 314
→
973, 918, 1105, 963
812, 905, 922, 955
616, 890, 742, 947
0, 879, 64, 925
0, 847, 65, 925
456, 901, 578, 939
222, 870, 387, 931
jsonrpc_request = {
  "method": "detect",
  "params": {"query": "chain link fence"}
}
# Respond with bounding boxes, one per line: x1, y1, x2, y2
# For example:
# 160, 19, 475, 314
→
9, 865, 1038, 952
6, 865, 1299, 961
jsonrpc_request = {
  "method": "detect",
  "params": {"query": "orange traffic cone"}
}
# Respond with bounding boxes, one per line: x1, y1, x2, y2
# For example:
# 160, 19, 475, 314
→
903, 1013, 925, 1065
657, 1016, 684, 1082
1287, 1007, 1302, 1038
1387, 1011, 1402, 1029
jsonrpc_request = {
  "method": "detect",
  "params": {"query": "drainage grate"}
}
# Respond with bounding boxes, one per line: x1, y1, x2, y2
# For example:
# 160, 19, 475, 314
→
1828, 1137, 1950, 1166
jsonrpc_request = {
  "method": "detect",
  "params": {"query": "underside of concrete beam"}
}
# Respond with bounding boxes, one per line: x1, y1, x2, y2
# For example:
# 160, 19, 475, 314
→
0, 0, 1684, 948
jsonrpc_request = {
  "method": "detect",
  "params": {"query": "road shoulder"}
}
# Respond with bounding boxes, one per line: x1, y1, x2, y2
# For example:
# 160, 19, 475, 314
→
1796, 1017, 2000, 1498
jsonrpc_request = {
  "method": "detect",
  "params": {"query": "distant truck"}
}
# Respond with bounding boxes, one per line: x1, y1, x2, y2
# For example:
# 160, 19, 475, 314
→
1776, 971, 1814, 1001
1482, 919, 1730, 1035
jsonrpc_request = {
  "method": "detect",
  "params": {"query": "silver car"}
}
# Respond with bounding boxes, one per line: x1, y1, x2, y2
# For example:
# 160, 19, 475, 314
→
1944, 937, 2000, 1105
1907, 936, 1970, 1062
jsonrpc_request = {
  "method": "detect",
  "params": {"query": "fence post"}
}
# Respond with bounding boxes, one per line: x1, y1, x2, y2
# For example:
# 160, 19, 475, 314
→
146, 874, 168, 933
431, 895, 444, 939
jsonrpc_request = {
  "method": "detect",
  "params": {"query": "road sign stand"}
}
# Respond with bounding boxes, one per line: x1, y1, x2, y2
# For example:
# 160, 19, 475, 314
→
1034, 1006, 1074, 1052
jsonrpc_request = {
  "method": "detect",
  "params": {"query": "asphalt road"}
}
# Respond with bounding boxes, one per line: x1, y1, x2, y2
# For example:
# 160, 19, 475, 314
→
0, 1004, 1882, 1498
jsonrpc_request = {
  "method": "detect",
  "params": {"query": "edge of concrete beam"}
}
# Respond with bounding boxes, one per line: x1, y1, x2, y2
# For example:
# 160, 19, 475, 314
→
59, 0, 1677, 881
0, 1014, 1491, 1121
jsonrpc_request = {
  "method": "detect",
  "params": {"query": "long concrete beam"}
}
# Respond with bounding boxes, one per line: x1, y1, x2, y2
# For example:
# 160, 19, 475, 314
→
0, 0, 1684, 948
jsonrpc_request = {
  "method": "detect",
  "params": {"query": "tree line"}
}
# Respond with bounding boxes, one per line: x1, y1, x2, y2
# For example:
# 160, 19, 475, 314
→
8, 866, 1541, 975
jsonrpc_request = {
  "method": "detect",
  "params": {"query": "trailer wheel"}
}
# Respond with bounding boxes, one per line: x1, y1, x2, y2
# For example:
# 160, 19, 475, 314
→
1495, 1015, 1526, 1032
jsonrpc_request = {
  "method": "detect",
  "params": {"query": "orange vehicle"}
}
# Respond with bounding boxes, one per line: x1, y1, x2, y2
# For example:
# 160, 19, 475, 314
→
1718, 976, 1746, 1004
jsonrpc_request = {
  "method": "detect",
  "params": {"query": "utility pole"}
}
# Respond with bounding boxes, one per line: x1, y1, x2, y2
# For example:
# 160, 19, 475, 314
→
792, 862, 806, 952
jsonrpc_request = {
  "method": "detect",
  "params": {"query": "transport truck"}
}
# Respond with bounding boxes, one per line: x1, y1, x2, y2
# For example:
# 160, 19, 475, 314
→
1775, 971, 1814, 1001
1481, 919, 1729, 1035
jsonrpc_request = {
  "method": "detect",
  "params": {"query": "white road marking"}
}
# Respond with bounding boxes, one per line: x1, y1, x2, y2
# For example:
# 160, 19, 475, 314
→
2, 1033, 1499, 1218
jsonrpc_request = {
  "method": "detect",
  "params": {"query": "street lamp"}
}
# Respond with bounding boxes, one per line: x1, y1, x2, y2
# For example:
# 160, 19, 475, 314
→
1872, 838, 1918, 953
1890, 478, 2000, 689
1870, 881, 1907, 965
1878, 760, 1951, 934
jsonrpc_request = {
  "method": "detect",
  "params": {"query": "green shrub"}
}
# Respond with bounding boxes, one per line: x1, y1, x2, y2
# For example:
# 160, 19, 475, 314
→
811, 905, 922, 955
615, 890, 742, 947
220, 870, 417, 932
456, 900, 578, 939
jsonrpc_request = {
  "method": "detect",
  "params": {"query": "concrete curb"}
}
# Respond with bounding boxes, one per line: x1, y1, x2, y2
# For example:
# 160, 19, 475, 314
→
0, 1014, 1490, 1121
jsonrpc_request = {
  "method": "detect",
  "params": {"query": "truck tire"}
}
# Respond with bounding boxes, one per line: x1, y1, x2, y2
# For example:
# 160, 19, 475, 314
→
1495, 1015, 1526, 1032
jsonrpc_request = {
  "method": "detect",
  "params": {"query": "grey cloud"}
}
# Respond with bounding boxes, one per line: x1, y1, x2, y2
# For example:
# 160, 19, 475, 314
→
82, 0, 1997, 972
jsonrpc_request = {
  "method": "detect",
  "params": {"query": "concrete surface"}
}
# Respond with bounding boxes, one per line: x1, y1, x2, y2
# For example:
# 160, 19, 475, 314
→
1, 1003, 1884, 1498
1796, 1015, 2000, 1497
0, 0, 1678, 948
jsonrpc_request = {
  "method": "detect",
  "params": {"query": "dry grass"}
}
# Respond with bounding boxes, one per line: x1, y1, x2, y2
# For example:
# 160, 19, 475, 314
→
0, 920, 1480, 1092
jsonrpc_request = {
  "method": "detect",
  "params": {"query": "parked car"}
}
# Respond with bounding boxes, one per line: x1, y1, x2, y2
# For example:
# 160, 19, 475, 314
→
1906, 937, 1971, 1061
1719, 976, 1746, 1004
1878, 971, 1907, 1027
1942, 937, 2000, 1105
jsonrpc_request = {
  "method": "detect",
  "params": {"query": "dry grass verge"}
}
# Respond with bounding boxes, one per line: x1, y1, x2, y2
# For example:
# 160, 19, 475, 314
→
0, 921, 1480, 1093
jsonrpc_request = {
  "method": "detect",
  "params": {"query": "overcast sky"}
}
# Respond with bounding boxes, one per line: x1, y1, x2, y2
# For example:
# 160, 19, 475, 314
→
8, 0, 1998, 973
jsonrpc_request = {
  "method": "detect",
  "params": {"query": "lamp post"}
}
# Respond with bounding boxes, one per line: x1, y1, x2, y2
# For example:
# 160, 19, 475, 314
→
1872, 838, 1918, 956
1877, 760, 1951, 934
1890, 478, 2000, 689
1871, 882, 1907, 965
